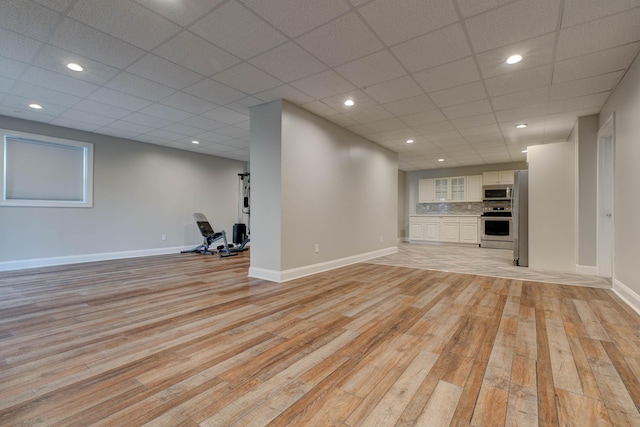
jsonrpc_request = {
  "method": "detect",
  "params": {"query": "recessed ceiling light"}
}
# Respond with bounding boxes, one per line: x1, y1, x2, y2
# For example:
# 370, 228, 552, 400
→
438, 158, 444, 162
28, 103, 43, 110
515, 123, 527, 129
344, 99, 355, 107
522, 150, 528, 153
506, 54, 522, 65
406, 139, 414, 144
191, 140, 200, 144
67, 63, 83, 72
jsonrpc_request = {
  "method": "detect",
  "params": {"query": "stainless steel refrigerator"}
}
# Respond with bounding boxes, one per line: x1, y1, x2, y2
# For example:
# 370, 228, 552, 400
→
513, 170, 529, 267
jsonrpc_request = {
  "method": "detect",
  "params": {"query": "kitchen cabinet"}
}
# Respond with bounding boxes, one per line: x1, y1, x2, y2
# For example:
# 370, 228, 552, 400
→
418, 178, 435, 202
409, 216, 439, 241
483, 170, 514, 185
434, 178, 449, 201
439, 217, 460, 242
450, 177, 466, 201
459, 217, 479, 244
410, 215, 478, 244
465, 175, 482, 202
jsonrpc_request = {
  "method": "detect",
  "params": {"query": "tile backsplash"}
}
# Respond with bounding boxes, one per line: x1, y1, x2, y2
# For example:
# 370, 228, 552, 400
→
416, 200, 511, 215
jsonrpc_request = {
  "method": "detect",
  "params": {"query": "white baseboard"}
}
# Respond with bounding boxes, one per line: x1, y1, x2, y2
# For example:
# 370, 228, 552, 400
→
0, 245, 194, 272
576, 264, 598, 276
248, 246, 398, 283
612, 278, 640, 316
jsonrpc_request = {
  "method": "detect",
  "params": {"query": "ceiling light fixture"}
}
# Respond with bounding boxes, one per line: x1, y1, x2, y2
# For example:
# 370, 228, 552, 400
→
28, 103, 43, 110
438, 158, 444, 162
506, 54, 522, 65
67, 63, 84, 72
191, 140, 200, 144
344, 99, 355, 107
522, 149, 528, 153
406, 139, 414, 144
515, 123, 527, 129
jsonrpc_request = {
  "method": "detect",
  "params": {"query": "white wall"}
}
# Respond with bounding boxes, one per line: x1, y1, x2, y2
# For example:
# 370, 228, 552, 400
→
576, 115, 599, 269
249, 100, 398, 281
528, 141, 577, 272
0, 116, 245, 270
600, 52, 640, 305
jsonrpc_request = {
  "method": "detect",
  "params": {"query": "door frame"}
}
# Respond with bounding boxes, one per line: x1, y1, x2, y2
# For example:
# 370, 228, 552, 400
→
596, 113, 615, 278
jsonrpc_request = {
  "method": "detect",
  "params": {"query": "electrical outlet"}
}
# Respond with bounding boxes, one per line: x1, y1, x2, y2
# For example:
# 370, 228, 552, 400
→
315, 243, 320, 253
468, 204, 472, 209
161, 234, 167, 241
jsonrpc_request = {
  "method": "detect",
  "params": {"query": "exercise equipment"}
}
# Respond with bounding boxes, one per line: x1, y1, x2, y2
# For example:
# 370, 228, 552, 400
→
230, 172, 250, 253
181, 213, 237, 257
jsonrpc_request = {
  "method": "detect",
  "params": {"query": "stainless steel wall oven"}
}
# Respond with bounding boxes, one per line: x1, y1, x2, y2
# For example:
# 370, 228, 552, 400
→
480, 208, 513, 249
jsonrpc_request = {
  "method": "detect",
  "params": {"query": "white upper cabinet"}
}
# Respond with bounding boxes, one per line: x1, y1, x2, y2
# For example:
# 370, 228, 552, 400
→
450, 177, 466, 201
418, 178, 435, 202
434, 177, 449, 201
483, 170, 514, 185
466, 175, 483, 202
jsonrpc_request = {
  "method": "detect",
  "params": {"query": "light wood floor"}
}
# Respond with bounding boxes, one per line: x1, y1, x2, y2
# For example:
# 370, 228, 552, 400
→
1, 252, 640, 426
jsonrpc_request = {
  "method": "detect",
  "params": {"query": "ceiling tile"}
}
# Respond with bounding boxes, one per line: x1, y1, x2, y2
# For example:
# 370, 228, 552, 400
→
239, 0, 350, 38
552, 43, 640, 84
127, 54, 203, 90
363, 117, 408, 132
383, 95, 437, 117
358, 0, 458, 45
296, 13, 384, 67
160, 92, 219, 115
299, 101, 339, 117
120, 112, 173, 128
10, 81, 81, 108
464, 0, 559, 53
249, 42, 327, 83
49, 19, 145, 69
138, 103, 193, 122
20, 67, 99, 98
32, 0, 76, 13
153, 31, 241, 77
190, 1, 287, 60
458, 123, 501, 136
342, 104, 394, 123
547, 92, 611, 115
256, 85, 315, 104
183, 79, 246, 105
133, 0, 224, 27
192, 131, 234, 144
291, 70, 355, 99
102, 119, 154, 135
0, 28, 44, 63
0, 0, 61, 41
201, 106, 248, 124
475, 33, 555, 78
399, 109, 448, 127
450, 113, 497, 129
413, 120, 456, 135
213, 63, 282, 95
484, 64, 552, 97
97, 127, 141, 140
160, 123, 203, 137
32, 45, 120, 86
556, 8, 640, 60
178, 115, 227, 132
429, 81, 487, 108
441, 99, 492, 119
73, 100, 132, 120
88, 88, 152, 111
224, 96, 264, 115
561, 0, 640, 28
363, 76, 423, 104
0, 57, 27, 80
466, 133, 505, 145
413, 57, 480, 93
550, 71, 624, 101
105, 72, 176, 102
495, 103, 547, 122
68, 0, 181, 50
336, 50, 406, 88
58, 109, 115, 126
1, 94, 67, 117
491, 87, 549, 111
392, 24, 471, 72
49, 116, 102, 132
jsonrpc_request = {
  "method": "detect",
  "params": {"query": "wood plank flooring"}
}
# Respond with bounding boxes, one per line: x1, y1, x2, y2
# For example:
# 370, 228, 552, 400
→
1, 252, 640, 426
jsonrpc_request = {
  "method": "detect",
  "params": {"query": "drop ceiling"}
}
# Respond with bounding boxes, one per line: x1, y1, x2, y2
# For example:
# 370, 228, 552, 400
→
1, 0, 639, 171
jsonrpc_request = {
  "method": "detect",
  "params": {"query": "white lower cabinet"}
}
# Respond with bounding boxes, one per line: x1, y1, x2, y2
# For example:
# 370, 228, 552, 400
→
410, 215, 478, 244
459, 217, 479, 244
439, 217, 460, 243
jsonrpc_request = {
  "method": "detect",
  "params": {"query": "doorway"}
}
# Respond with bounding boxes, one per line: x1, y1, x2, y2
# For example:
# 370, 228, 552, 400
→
597, 114, 614, 278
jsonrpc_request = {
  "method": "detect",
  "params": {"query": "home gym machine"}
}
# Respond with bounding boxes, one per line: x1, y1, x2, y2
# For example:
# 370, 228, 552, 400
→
230, 172, 250, 253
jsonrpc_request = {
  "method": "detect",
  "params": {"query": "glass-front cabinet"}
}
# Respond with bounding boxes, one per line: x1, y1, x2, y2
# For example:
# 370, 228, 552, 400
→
450, 177, 466, 201
434, 178, 449, 201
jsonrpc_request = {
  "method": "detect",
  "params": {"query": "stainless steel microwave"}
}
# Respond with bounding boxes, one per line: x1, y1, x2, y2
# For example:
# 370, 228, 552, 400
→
483, 185, 511, 201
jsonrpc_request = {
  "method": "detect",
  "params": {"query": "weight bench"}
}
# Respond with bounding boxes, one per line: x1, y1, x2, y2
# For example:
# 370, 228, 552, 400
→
181, 213, 237, 257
